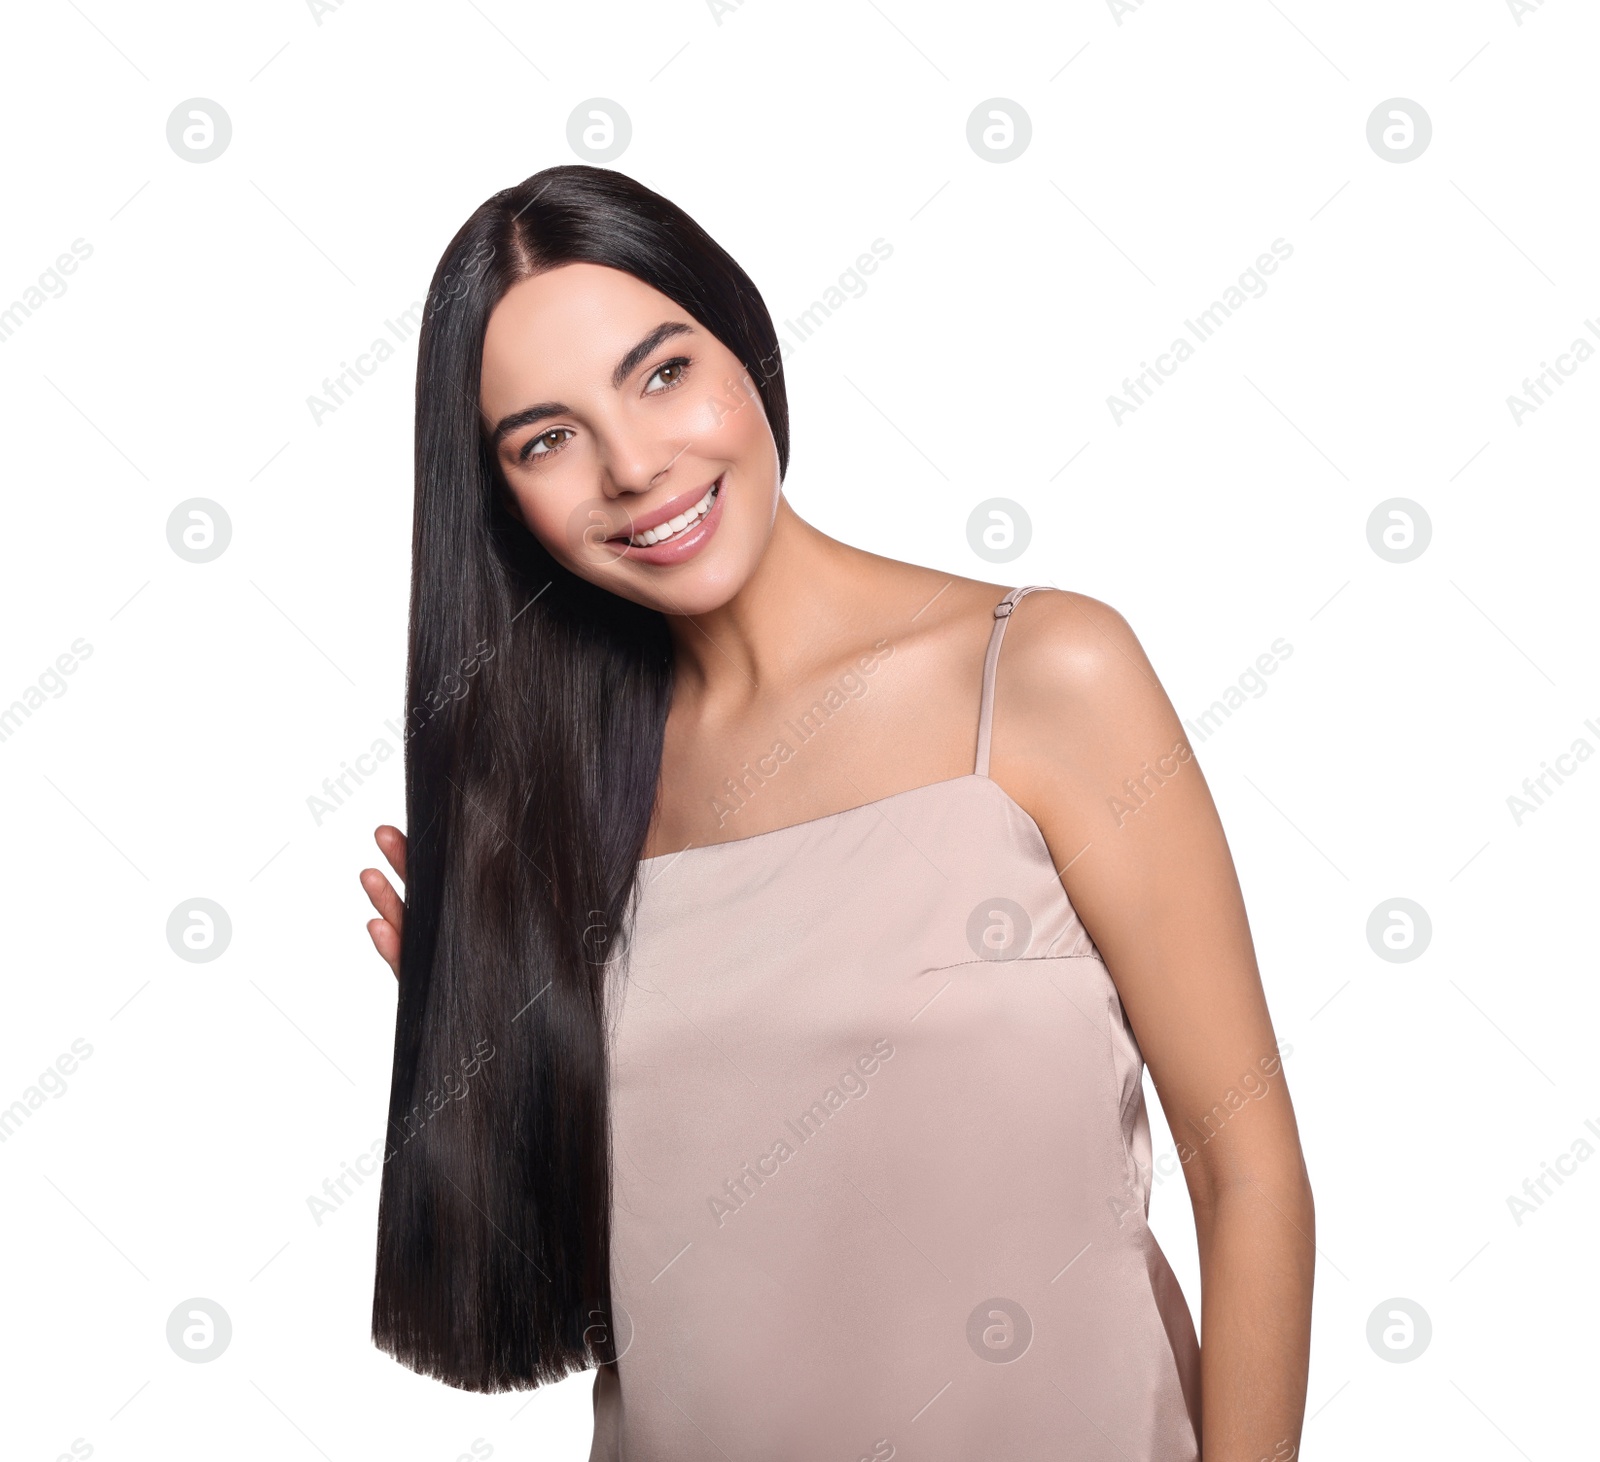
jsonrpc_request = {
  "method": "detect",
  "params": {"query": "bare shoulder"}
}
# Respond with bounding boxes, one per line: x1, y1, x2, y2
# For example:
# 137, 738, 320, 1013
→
1001, 588, 1162, 705
988, 588, 1184, 790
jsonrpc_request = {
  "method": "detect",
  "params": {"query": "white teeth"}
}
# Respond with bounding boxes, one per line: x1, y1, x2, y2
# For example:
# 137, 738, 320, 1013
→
630, 480, 719, 548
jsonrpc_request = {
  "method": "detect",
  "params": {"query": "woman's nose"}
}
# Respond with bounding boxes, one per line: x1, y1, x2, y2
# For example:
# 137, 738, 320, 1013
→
603, 440, 686, 496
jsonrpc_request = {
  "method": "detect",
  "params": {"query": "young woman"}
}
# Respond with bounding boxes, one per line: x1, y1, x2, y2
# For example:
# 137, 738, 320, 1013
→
358, 164, 1314, 1461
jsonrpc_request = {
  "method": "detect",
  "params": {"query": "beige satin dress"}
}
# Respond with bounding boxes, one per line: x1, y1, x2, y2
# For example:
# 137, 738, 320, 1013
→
592, 585, 1201, 1460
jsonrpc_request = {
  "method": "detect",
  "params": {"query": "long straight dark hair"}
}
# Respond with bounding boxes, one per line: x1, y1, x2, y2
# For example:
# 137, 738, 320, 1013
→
370, 164, 790, 1391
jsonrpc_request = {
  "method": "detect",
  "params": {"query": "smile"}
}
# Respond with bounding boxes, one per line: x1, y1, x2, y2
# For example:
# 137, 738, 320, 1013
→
626, 477, 721, 547
606, 473, 728, 566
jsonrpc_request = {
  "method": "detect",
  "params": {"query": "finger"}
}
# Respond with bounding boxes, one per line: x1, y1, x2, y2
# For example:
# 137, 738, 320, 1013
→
360, 867, 404, 932
374, 824, 407, 884
367, 917, 401, 979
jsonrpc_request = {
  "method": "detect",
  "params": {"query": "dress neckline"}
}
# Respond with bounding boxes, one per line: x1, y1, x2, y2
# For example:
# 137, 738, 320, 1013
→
638, 771, 1020, 869
639, 585, 1053, 872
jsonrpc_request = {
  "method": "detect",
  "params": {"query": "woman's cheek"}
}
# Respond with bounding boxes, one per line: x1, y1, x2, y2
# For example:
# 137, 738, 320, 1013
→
555, 495, 616, 564
687, 380, 764, 452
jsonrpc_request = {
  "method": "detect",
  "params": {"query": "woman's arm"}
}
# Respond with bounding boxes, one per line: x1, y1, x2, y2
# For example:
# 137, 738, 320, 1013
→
995, 589, 1314, 1462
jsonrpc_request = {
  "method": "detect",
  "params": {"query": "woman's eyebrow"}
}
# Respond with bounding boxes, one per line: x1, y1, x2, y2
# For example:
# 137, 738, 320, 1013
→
610, 320, 694, 388
490, 321, 697, 446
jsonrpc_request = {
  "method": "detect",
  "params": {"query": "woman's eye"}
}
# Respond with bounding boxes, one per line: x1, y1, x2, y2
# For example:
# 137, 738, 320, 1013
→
521, 427, 573, 462
515, 360, 689, 463
644, 357, 691, 393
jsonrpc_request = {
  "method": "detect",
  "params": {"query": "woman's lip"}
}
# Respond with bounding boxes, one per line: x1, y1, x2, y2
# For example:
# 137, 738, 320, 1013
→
609, 475, 723, 542
613, 476, 726, 566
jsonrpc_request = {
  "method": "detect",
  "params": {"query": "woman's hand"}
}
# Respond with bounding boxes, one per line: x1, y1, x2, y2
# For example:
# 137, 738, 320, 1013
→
360, 825, 407, 979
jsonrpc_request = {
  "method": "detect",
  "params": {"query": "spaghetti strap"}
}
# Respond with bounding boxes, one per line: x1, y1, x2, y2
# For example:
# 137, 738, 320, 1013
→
974, 585, 1049, 778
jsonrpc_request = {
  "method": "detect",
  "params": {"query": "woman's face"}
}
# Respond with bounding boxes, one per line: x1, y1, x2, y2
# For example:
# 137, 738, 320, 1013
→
479, 262, 782, 615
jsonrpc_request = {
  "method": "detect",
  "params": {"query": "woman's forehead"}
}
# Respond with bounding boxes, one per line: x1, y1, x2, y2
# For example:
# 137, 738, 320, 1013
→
480, 264, 694, 402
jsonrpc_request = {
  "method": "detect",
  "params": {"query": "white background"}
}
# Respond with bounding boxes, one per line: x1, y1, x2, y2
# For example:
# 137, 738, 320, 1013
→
2, 1, 1595, 1458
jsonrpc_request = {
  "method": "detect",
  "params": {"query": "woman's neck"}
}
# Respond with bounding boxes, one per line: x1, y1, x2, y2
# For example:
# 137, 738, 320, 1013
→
661, 495, 884, 705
